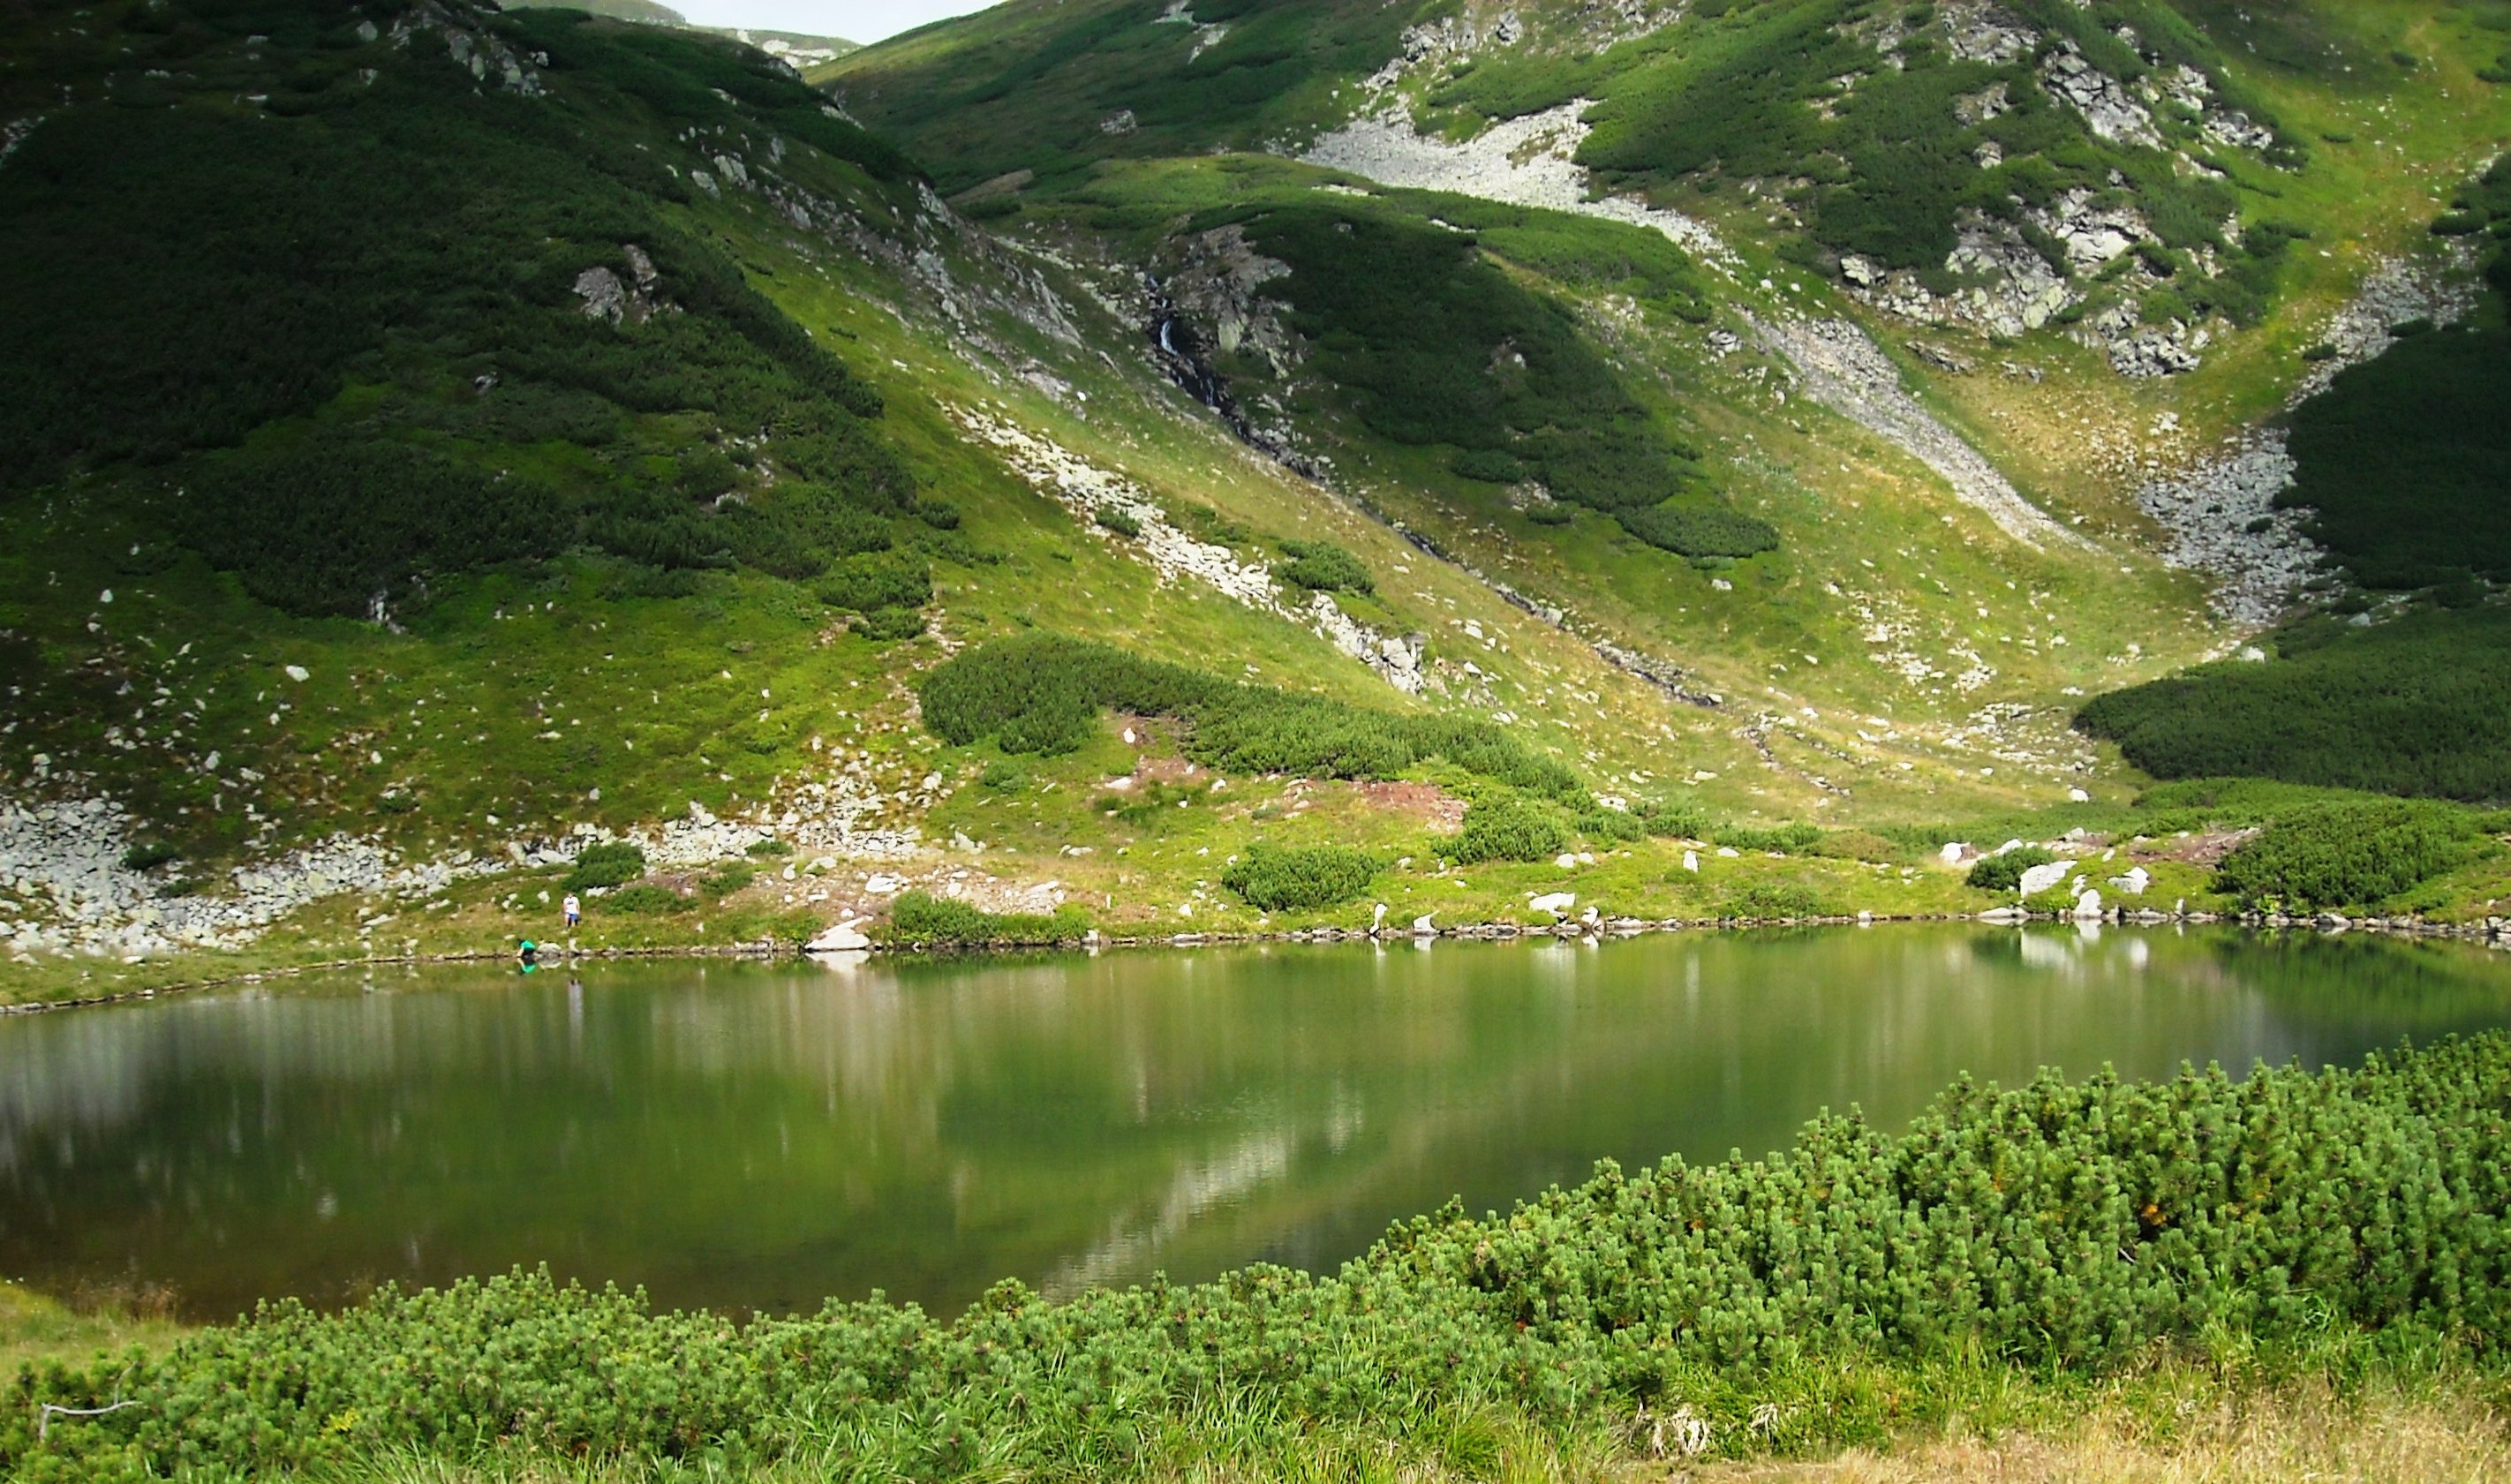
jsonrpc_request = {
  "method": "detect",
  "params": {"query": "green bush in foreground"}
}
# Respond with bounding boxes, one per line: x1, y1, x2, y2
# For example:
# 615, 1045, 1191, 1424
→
1633, 796, 1712, 840
880, 889, 1089, 948
850, 605, 929, 642
599, 884, 686, 915
2073, 606, 2511, 802
14, 1036, 2511, 1480
2213, 800, 2483, 910
1715, 822, 1824, 855
562, 841, 646, 892
812, 550, 931, 613
1221, 842, 1380, 911
1966, 847, 2058, 893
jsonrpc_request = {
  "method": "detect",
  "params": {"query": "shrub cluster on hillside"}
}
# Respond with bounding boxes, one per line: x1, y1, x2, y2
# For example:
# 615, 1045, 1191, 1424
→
1194, 202, 1770, 554
880, 889, 1090, 948
813, 549, 935, 639
2076, 558, 2511, 805
918, 634, 1584, 799
1271, 539, 1373, 595
2213, 800, 2486, 911
2274, 320, 2511, 592
1713, 822, 1824, 855
562, 841, 648, 892
0, 0, 927, 617
1220, 842, 1380, 911
1722, 880, 1833, 919
1451, 796, 1572, 863
1965, 846, 2058, 893
14, 1036, 2511, 1479
1616, 502, 1780, 561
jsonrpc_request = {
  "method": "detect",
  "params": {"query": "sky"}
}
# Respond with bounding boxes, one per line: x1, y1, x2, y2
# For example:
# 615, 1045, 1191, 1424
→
669, 0, 999, 44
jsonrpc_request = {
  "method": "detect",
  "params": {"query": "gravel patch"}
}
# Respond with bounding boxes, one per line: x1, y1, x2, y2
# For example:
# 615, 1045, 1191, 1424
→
2134, 248, 2482, 629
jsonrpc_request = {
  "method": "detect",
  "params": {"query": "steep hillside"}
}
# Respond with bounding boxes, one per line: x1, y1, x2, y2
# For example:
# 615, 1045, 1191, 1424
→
0, 0, 1798, 992
827, 0, 2511, 730
2077, 160, 2511, 802
501, 0, 856, 64
3, 0, 2508, 999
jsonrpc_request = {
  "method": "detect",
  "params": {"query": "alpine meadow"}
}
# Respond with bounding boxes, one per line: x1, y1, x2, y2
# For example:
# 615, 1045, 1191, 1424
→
4, 0, 2511, 1478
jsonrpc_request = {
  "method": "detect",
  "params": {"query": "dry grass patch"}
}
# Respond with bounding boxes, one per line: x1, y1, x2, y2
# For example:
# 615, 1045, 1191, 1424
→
0, 1281, 188, 1375
1696, 1388, 2511, 1484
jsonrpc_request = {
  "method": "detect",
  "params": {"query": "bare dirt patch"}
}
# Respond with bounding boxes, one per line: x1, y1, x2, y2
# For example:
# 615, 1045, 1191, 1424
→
1355, 780, 1467, 832
2138, 826, 2259, 867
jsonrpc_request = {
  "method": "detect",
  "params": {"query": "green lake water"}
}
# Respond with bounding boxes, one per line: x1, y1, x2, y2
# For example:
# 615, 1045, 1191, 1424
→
4, 925, 2509, 1323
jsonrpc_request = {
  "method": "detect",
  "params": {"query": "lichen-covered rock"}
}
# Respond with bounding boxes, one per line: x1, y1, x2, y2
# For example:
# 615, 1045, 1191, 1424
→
2041, 43, 2161, 150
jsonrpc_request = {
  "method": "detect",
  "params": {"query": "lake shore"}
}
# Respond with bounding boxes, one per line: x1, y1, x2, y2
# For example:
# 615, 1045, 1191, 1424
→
7, 900, 2506, 1018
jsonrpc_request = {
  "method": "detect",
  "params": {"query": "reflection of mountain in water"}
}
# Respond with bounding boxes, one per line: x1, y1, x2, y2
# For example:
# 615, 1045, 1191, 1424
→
2, 927, 2507, 1321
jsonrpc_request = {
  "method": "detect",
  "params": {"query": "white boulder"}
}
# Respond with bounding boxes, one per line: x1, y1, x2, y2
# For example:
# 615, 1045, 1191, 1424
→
2017, 859, 2075, 898
807, 919, 872, 953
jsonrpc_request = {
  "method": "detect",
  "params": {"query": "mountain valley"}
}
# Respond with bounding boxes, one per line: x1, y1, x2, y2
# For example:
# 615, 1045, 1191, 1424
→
1, 0, 2507, 997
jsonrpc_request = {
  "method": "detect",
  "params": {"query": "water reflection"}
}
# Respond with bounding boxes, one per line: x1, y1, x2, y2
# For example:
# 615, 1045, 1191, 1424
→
2, 926, 2506, 1322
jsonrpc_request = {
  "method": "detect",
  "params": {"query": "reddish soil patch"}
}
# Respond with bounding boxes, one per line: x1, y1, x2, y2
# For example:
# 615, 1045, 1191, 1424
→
1356, 780, 1467, 832
2141, 827, 2260, 867
1110, 715, 1205, 783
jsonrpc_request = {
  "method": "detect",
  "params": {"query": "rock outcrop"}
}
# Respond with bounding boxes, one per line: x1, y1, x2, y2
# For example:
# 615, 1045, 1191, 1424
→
2040, 42, 2160, 150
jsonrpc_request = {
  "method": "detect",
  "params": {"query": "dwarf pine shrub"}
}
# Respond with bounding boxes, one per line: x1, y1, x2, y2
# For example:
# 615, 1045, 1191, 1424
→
1616, 502, 1779, 561
1966, 846, 2058, 893
562, 842, 646, 892
1713, 822, 1824, 855
917, 634, 1583, 800
2213, 800, 2480, 909
1273, 539, 1374, 595
882, 890, 1090, 947
1722, 881, 1831, 919
600, 885, 686, 915
1452, 796, 1570, 863
1221, 842, 1380, 911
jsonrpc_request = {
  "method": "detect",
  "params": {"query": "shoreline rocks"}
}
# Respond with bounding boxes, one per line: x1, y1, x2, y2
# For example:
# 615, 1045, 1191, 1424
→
13, 907, 2504, 1017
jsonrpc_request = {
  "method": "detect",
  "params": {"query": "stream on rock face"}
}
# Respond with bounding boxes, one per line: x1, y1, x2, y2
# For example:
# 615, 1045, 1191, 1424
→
4, 924, 2507, 1322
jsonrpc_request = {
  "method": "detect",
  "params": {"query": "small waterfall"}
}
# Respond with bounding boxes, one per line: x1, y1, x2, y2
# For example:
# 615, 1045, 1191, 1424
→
1145, 281, 1231, 414
1142, 274, 1321, 477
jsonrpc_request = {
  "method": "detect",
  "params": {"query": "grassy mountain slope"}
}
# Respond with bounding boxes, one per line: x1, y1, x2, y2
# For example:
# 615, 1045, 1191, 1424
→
814, 0, 1406, 192
1, 0, 1857, 995
828, 0, 2511, 788
2076, 169, 2511, 802
4, 0, 2510, 1001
